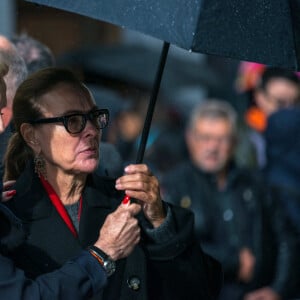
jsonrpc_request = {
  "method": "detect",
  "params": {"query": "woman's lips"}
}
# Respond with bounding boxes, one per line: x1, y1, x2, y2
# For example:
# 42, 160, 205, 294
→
80, 147, 98, 155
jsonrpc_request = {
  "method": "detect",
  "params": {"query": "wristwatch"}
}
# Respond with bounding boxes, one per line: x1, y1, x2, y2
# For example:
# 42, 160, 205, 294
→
88, 245, 116, 277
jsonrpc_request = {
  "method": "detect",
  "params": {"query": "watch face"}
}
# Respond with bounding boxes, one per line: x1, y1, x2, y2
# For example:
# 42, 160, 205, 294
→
104, 260, 116, 276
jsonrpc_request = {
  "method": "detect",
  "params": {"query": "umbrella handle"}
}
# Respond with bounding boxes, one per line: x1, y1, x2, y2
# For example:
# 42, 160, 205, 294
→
122, 41, 170, 204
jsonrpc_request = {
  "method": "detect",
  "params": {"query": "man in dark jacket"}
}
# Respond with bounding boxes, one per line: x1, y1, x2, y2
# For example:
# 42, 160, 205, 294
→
161, 100, 300, 300
264, 108, 300, 236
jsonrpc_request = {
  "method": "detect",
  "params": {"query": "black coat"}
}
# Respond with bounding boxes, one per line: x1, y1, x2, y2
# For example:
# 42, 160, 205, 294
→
0, 203, 107, 300
161, 161, 300, 299
4, 162, 222, 300
264, 108, 300, 233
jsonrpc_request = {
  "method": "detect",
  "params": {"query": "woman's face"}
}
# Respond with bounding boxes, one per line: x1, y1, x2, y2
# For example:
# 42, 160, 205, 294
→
32, 82, 101, 176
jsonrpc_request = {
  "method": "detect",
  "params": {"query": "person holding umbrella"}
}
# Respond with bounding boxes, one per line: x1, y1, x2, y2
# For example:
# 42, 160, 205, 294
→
2, 67, 222, 300
0, 57, 144, 299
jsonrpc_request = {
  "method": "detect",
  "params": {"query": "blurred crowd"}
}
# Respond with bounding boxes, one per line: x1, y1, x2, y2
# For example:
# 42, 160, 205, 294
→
1, 32, 300, 300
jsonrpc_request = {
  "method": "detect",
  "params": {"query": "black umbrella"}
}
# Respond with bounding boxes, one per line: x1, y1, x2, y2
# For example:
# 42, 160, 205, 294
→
25, 0, 300, 165
26, 0, 300, 69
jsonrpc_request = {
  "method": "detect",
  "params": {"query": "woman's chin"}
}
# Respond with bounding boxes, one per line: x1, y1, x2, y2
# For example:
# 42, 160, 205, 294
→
76, 160, 99, 174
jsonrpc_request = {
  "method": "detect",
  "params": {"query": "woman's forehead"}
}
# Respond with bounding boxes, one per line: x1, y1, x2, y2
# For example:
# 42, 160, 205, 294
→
39, 83, 95, 113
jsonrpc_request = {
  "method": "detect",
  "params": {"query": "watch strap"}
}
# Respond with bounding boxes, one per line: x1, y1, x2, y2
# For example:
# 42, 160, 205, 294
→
89, 245, 109, 259
87, 245, 116, 276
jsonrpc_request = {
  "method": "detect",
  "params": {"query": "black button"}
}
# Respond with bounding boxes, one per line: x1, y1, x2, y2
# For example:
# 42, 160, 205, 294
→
127, 276, 141, 291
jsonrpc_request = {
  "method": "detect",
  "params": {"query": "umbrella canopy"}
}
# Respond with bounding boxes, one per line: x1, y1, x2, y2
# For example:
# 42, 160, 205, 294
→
57, 43, 219, 98
27, 0, 300, 70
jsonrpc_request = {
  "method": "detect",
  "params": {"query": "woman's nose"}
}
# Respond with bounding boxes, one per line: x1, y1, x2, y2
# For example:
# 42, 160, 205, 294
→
84, 119, 101, 136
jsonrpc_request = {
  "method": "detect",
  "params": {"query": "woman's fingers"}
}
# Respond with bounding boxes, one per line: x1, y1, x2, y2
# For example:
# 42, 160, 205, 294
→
3, 180, 16, 190
94, 202, 142, 260
115, 164, 166, 227
2, 190, 17, 202
1, 181, 17, 202
115, 164, 159, 204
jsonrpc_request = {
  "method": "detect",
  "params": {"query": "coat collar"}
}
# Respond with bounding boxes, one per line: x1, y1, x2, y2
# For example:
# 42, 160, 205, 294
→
12, 161, 122, 221
8, 161, 125, 251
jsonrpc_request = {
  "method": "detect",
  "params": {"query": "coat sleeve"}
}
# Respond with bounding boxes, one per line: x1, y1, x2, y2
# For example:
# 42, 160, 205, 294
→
142, 203, 223, 300
0, 250, 107, 300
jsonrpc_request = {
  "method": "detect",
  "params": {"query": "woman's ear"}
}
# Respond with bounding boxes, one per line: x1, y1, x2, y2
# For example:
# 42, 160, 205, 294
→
20, 123, 40, 152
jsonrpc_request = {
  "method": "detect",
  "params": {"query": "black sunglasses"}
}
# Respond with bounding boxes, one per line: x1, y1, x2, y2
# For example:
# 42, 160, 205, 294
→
28, 109, 109, 134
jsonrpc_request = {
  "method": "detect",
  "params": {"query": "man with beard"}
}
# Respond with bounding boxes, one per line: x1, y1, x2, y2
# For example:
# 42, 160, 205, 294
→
161, 100, 300, 300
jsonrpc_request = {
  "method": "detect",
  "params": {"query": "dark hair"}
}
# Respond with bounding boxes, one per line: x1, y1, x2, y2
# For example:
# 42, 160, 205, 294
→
257, 67, 300, 90
11, 33, 55, 75
4, 67, 92, 180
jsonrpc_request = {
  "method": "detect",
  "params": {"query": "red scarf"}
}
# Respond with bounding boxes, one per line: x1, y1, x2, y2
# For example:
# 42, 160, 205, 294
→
39, 175, 82, 238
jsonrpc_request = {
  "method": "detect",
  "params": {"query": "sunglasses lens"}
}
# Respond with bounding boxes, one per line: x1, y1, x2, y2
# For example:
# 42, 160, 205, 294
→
92, 111, 109, 129
65, 110, 109, 133
67, 115, 85, 133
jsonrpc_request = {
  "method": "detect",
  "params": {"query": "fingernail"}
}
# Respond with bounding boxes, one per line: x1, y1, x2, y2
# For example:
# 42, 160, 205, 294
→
6, 190, 16, 197
4, 185, 13, 190
122, 195, 130, 205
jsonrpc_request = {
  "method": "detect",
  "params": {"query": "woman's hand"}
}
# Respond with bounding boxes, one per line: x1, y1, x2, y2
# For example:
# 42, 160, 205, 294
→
94, 202, 141, 261
244, 287, 281, 300
1, 180, 16, 202
115, 164, 166, 228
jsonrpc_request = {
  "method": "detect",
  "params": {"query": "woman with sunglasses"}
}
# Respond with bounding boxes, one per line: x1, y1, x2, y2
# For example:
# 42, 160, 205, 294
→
3, 67, 222, 300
